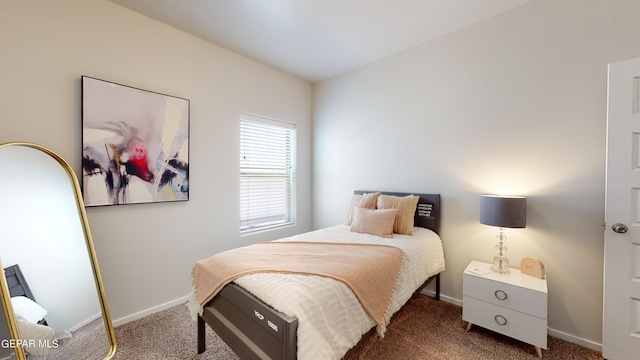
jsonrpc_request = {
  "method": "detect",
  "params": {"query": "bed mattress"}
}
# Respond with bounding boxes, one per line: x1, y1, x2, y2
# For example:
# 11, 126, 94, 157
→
233, 224, 445, 360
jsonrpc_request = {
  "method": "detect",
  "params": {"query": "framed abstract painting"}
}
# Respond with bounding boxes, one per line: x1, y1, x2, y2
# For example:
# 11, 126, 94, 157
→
81, 76, 189, 206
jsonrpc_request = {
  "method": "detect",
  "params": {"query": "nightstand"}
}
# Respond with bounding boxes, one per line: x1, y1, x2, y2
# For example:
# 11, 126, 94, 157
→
463, 260, 548, 358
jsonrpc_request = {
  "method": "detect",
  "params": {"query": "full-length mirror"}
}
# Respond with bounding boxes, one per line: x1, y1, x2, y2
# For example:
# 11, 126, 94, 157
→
0, 142, 116, 360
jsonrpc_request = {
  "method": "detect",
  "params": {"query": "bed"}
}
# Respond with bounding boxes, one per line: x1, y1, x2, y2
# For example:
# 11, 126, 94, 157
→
189, 191, 444, 360
4, 264, 57, 357
4, 264, 47, 326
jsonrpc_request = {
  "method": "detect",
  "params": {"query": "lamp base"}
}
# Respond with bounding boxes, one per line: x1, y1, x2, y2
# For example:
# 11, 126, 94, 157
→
491, 263, 511, 274
492, 229, 510, 274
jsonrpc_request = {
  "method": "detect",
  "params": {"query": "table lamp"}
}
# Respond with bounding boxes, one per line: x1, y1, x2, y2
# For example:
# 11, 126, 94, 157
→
480, 195, 527, 274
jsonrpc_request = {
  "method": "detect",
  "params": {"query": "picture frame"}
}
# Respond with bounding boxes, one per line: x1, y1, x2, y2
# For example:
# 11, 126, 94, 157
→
81, 76, 189, 206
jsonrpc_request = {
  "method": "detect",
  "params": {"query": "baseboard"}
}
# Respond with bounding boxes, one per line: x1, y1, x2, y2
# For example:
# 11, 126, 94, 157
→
420, 289, 462, 306
548, 327, 602, 352
112, 295, 188, 327
69, 312, 102, 332
440, 294, 462, 306
420, 290, 602, 353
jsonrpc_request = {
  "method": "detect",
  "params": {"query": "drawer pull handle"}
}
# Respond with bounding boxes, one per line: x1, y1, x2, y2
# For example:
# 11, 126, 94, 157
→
494, 315, 508, 326
494, 290, 508, 301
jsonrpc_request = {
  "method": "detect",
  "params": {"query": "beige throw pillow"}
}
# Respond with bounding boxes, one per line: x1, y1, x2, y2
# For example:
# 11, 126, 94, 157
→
376, 194, 420, 235
346, 192, 381, 225
349, 207, 397, 238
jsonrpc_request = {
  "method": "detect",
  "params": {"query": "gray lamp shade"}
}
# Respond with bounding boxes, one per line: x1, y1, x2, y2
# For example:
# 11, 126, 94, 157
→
480, 195, 527, 228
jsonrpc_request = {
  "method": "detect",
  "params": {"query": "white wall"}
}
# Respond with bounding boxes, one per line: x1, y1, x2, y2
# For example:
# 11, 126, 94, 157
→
0, 0, 312, 325
313, 0, 640, 349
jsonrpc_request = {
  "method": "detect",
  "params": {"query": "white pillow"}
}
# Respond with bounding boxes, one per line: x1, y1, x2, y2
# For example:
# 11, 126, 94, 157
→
11, 296, 47, 324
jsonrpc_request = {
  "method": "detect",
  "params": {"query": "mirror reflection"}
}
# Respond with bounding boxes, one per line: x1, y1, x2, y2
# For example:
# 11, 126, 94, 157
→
0, 307, 16, 360
0, 143, 115, 360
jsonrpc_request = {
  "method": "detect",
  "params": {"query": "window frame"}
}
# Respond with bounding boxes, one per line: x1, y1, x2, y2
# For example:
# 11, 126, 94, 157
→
239, 113, 296, 234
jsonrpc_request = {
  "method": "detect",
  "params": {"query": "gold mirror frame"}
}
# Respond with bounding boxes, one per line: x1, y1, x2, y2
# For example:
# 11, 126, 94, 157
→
0, 142, 116, 359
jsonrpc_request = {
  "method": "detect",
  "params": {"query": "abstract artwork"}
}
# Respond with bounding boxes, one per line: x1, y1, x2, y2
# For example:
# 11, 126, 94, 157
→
81, 76, 189, 206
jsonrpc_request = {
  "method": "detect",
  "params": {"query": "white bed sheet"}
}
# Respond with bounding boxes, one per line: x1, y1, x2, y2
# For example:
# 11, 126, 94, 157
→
233, 224, 445, 360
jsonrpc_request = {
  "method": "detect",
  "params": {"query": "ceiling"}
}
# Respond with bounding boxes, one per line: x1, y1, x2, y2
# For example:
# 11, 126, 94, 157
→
111, 0, 533, 83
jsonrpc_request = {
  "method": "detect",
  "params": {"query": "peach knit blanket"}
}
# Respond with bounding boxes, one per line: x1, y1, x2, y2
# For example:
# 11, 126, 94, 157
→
191, 241, 403, 328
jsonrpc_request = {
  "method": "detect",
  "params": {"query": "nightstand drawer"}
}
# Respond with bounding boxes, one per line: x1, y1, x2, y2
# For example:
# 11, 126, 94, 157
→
463, 296, 547, 349
463, 273, 546, 319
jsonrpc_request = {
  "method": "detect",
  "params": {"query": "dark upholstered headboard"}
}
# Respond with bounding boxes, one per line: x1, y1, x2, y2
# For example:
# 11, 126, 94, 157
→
4, 264, 35, 300
354, 191, 441, 234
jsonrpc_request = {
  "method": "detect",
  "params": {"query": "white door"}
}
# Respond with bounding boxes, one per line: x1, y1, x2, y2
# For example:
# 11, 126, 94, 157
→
603, 56, 640, 360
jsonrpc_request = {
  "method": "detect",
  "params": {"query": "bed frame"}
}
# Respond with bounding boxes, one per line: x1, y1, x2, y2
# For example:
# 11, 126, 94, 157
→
197, 191, 441, 359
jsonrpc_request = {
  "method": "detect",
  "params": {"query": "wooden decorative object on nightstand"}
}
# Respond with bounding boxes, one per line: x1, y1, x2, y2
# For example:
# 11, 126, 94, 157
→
463, 260, 548, 358
521, 257, 545, 279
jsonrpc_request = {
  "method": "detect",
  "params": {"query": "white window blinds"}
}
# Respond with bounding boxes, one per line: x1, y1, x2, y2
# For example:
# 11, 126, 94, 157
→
240, 113, 296, 233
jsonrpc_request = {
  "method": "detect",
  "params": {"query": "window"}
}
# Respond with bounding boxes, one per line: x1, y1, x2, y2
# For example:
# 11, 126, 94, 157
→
240, 113, 296, 233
